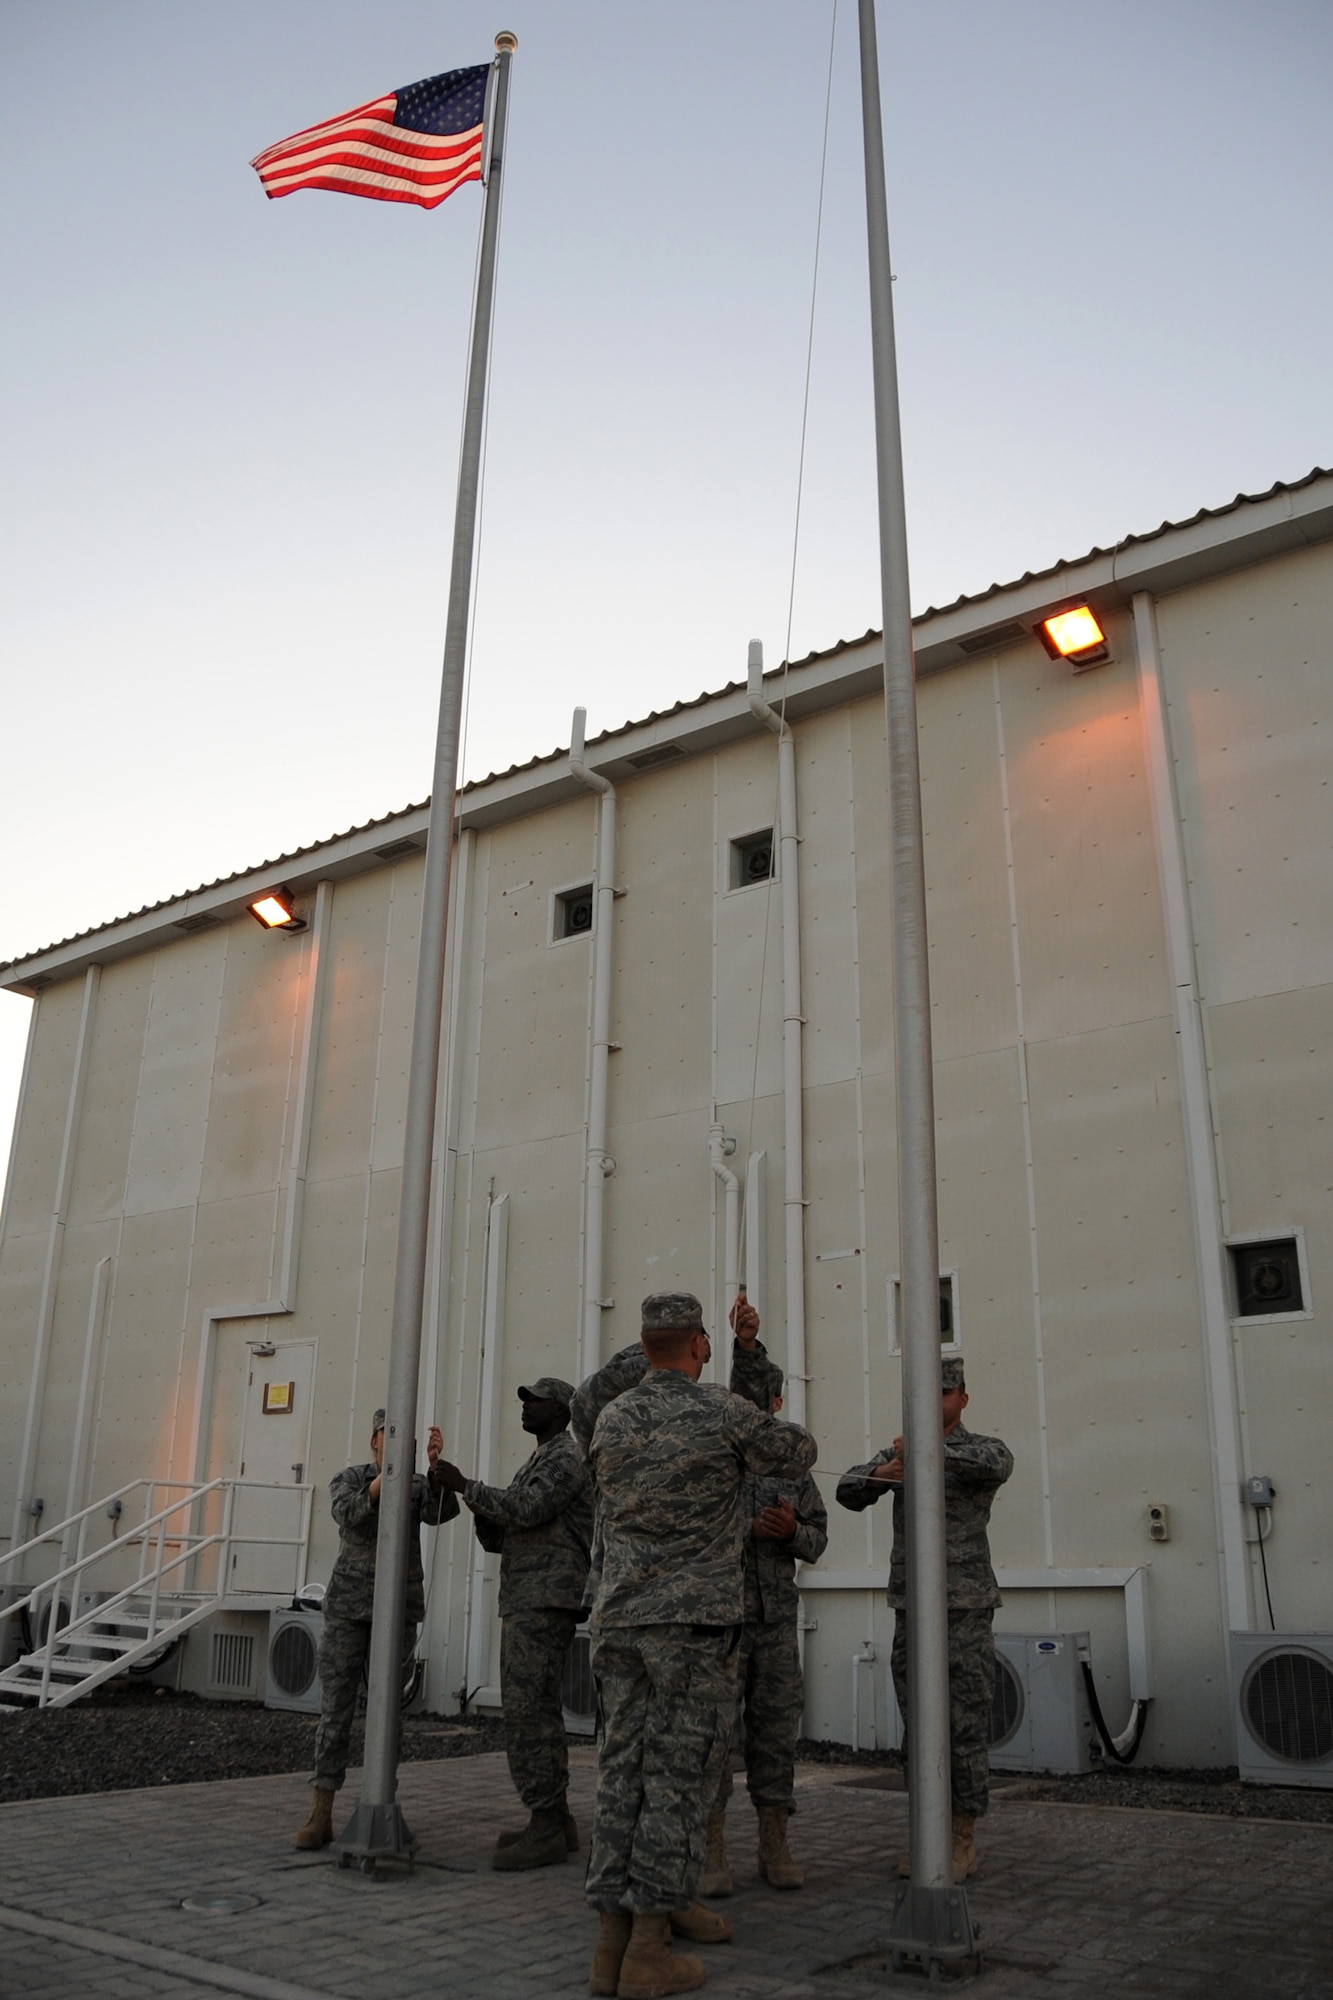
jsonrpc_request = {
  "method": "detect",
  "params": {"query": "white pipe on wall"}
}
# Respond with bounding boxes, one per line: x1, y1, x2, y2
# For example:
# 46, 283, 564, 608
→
747, 640, 809, 1426
10, 964, 100, 1558
1132, 592, 1251, 1634
62, 1256, 113, 1569
569, 707, 618, 1379
422, 827, 475, 1429
709, 1124, 741, 1323
851, 1640, 878, 1751
465, 1190, 509, 1698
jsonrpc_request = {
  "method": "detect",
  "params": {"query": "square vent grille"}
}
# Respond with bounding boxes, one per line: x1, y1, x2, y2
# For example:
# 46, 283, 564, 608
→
209, 1628, 257, 1695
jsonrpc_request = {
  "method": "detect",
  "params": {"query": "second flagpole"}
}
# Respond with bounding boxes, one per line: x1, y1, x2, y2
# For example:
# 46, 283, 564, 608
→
336, 28, 517, 1869
855, 0, 979, 1970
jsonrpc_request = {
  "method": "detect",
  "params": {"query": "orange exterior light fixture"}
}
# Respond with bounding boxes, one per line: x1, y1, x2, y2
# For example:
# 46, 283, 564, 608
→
249, 889, 306, 932
1037, 604, 1110, 669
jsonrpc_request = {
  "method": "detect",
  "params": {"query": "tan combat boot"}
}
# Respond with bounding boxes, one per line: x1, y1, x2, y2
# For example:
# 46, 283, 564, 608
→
293, 1786, 335, 1850
615, 1913, 705, 1998
491, 1804, 568, 1871
952, 1811, 978, 1882
669, 1901, 733, 1944
588, 1911, 632, 1996
756, 1804, 804, 1889
696, 1808, 733, 1898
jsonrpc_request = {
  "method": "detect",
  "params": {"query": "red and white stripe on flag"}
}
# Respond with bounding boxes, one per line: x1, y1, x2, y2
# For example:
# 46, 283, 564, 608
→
250, 92, 483, 209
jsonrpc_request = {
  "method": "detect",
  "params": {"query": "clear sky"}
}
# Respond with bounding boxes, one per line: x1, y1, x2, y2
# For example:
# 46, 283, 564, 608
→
2, 0, 1331, 1169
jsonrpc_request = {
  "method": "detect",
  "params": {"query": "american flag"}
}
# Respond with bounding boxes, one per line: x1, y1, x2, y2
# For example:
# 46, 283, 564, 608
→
251, 65, 491, 210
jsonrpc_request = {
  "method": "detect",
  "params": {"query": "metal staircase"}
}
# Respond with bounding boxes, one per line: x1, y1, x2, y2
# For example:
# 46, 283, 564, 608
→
0, 1476, 312, 1707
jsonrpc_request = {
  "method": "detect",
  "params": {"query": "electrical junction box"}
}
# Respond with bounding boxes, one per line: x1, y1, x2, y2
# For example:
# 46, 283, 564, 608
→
989, 1632, 1098, 1774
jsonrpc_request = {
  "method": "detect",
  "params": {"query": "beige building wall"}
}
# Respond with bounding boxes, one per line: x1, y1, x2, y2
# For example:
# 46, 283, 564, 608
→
3, 494, 1330, 1767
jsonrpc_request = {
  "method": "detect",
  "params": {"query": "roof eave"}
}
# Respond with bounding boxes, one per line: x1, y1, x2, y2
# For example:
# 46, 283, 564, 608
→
6, 468, 1333, 995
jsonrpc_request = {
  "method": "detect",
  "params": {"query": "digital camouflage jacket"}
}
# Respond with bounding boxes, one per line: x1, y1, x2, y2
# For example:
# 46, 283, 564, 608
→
570, 1343, 648, 1453
465, 1430, 593, 1616
729, 1335, 827, 1624
589, 1370, 817, 1628
323, 1462, 458, 1624
835, 1422, 1013, 1610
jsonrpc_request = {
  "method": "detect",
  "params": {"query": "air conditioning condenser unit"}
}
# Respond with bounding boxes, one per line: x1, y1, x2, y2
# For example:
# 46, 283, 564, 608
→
989, 1631, 1097, 1774
267, 1607, 323, 1714
1229, 1633, 1333, 1788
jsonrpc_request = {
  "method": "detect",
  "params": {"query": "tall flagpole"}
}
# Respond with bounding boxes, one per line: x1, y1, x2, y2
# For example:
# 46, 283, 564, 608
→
335, 29, 518, 1870
855, 0, 979, 1969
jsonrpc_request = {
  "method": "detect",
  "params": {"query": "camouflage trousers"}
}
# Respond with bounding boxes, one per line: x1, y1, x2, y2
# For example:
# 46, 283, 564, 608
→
586, 1622, 739, 1914
715, 1616, 803, 1813
311, 1613, 416, 1792
500, 1606, 578, 1811
891, 1607, 995, 1817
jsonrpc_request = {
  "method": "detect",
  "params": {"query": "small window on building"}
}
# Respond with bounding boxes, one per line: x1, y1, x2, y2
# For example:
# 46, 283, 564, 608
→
1230, 1237, 1306, 1319
555, 885, 595, 940
888, 1271, 959, 1356
730, 830, 775, 890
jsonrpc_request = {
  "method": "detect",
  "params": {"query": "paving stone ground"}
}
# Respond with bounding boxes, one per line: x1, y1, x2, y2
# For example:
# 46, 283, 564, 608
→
0, 1747, 1330, 2000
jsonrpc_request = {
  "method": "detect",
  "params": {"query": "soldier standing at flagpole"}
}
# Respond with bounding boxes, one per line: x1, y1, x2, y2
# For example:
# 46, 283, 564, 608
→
836, 1356, 1012, 1881
434, 1377, 592, 1872
583, 1293, 817, 1999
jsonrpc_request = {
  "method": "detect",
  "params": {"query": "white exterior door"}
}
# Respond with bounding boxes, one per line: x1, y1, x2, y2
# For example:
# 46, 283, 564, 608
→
229, 1341, 316, 1595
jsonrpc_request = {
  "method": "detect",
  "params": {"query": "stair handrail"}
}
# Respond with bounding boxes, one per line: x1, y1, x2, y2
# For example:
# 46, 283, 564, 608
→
0, 1476, 203, 1581
5, 1477, 313, 1707
3, 1478, 228, 1638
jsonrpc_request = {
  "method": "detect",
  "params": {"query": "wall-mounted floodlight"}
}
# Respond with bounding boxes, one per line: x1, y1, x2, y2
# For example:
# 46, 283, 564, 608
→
1036, 605, 1110, 670
249, 889, 307, 933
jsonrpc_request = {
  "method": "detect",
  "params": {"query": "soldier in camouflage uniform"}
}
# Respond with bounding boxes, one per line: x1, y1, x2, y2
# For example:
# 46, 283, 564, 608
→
701, 1295, 828, 1899
294, 1408, 458, 1850
583, 1292, 818, 2000
433, 1377, 592, 1871
836, 1356, 1012, 1882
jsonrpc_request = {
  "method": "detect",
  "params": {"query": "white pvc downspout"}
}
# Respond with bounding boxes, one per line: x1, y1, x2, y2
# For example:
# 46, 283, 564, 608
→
569, 708, 618, 1379
852, 1639, 878, 1751
747, 640, 809, 1426
10, 963, 100, 1559
1131, 592, 1251, 1633
709, 1124, 742, 1326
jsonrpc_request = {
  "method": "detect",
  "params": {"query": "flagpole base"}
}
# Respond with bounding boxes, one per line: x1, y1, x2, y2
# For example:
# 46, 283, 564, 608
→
885, 1883, 981, 1980
331, 1800, 417, 1875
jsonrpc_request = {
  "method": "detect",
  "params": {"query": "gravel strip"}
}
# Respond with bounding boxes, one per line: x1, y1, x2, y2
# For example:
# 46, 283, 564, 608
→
795, 1737, 1333, 1824
0, 1681, 510, 1803
2, 1692, 1328, 1824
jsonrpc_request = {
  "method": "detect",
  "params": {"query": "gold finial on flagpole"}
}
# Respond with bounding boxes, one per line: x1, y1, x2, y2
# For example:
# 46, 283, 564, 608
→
495, 30, 518, 53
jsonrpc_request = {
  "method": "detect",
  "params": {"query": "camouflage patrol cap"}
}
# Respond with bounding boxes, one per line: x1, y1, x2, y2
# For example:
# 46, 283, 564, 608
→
641, 1291, 706, 1333
371, 1408, 386, 1434
518, 1376, 575, 1407
940, 1358, 967, 1391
